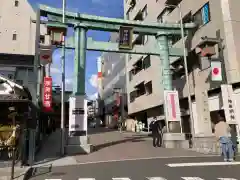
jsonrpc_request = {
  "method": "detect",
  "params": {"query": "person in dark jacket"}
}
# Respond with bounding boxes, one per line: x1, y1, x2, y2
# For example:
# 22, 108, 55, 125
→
152, 118, 163, 147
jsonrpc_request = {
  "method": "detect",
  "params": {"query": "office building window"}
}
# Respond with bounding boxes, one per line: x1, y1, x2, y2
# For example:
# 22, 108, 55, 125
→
142, 5, 148, 19
130, 91, 136, 103
14, 0, 19, 7
144, 35, 148, 44
145, 81, 153, 95
129, 70, 133, 81
12, 33, 17, 40
193, 2, 211, 27
40, 35, 45, 44
8, 74, 13, 79
143, 55, 151, 69
170, 34, 181, 45
157, 14, 163, 23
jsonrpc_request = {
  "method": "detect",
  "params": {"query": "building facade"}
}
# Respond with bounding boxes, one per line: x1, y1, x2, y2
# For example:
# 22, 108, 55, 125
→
124, 0, 240, 151
0, 0, 49, 102
98, 33, 128, 127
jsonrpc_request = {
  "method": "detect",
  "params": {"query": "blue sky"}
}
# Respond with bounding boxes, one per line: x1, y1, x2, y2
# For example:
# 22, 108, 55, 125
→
29, 0, 123, 99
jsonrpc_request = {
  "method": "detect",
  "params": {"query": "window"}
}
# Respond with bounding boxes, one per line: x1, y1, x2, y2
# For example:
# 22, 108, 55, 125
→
14, 0, 19, 7
193, 2, 211, 27
157, 14, 163, 23
130, 91, 136, 103
143, 55, 151, 69
136, 83, 145, 97
144, 35, 148, 44
8, 74, 13, 79
142, 5, 148, 19
157, 6, 175, 23
12, 33, 17, 40
170, 34, 181, 45
40, 35, 45, 44
129, 71, 133, 81
145, 81, 153, 95
16, 80, 23, 85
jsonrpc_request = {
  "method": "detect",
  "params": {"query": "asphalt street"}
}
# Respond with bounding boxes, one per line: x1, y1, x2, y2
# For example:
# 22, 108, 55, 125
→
28, 156, 240, 180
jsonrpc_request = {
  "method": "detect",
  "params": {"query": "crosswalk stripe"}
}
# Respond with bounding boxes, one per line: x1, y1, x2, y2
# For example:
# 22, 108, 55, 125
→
112, 178, 131, 180
45, 179, 62, 180
217, 178, 238, 180
78, 179, 96, 180
181, 178, 205, 180
147, 177, 167, 180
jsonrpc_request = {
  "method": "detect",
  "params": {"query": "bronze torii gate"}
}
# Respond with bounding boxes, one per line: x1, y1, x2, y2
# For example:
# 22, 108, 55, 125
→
36, 4, 196, 154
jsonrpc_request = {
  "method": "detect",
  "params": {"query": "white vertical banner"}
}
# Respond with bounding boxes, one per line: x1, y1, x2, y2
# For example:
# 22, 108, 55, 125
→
69, 95, 88, 134
164, 90, 181, 122
221, 85, 237, 124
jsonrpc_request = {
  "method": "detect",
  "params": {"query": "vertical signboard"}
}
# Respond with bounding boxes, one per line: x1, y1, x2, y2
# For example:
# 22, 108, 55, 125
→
43, 76, 52, 112
221, 85, 237, 123
118, 26, 133, 50
164, 90, 181, 122
69, 95, 88, 136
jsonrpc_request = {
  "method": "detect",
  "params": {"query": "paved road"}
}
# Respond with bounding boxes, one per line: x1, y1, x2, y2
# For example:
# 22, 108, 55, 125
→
28, 156, 240, 180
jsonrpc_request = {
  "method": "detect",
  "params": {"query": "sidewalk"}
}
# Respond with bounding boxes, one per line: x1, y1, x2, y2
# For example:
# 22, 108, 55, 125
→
0, 167, 30, 180
31, 128, 210, 167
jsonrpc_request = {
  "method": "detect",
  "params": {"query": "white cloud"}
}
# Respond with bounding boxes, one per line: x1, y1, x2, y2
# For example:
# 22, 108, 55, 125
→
50, 67, 61, 74
65, 78, 73, 90
89, 74, 98, 88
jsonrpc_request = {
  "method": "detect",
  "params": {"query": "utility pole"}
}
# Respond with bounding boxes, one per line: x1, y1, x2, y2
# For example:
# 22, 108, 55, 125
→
60, 0, 66, 156
178, 3, 195, 143
34, 9, 41, 106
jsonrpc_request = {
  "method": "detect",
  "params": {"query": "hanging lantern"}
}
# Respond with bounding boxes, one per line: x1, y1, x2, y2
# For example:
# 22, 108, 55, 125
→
47, 23, 68, 45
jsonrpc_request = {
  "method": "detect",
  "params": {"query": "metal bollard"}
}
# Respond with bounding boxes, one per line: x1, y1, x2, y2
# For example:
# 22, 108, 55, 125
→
10, 147, 16, 180
28, 129, 36, 166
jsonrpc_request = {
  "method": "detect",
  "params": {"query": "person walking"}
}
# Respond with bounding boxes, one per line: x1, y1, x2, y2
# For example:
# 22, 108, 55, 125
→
152, 118, 162, 147
214, 116, 234, 162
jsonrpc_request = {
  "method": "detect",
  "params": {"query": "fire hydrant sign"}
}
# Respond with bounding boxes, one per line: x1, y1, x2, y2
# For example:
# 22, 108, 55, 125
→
40, 45, 52, 65
43, 76, 52, 112
164, 90, 181, 121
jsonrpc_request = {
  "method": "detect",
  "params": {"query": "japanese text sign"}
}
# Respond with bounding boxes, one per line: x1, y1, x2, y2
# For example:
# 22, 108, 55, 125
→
43, 76, 52, 112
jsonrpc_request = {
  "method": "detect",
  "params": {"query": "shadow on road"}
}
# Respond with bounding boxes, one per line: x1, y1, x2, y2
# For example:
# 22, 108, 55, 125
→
93, 136, 148, 151
88, 127, 117, 135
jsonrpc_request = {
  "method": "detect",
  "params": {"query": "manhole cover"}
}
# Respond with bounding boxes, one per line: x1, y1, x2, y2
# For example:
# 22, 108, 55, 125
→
50, 172, 66, 176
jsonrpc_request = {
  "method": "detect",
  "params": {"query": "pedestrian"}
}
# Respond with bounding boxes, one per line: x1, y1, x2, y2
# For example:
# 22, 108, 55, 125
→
214, 115, 234, 162
152, 117, 162, 147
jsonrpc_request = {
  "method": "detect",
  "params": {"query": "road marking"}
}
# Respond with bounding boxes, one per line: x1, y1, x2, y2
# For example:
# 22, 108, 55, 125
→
167, 161, 240, 167
78, 179, 96, 180
76, 155, 219, 165
147, 177, 167, 180
45, 179, 62, 180
217, 178, 238, 180
112, 178, 131, 180
181, 178, 204, 180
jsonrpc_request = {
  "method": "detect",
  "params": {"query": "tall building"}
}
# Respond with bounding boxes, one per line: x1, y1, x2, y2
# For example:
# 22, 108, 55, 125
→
0, 0, 49, 101
99, 33, 128, 127
124, 0, 240, 151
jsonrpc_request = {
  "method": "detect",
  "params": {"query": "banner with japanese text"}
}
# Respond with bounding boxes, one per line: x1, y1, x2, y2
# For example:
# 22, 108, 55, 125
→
43, 76, 52, 112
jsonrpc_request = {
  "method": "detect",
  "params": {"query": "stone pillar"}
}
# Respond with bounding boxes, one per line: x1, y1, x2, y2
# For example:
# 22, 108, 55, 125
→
156, 32, 187, 148
66, 24, 92, 155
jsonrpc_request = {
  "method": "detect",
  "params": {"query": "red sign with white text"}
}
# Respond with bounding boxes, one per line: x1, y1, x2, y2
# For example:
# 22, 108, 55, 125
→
43, 76, 52, 112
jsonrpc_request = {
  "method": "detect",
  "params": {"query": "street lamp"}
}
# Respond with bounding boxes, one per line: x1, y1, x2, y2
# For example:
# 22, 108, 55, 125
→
165, 3, 195, 144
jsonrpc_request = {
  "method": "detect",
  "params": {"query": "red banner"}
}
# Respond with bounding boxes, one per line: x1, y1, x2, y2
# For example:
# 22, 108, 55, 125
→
43, 76, 52, 112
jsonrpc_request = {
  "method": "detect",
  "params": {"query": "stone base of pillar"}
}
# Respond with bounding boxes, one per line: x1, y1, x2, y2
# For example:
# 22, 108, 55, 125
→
66, 136, 93, 155
192, 134, 220, 154
163, 133, 189, 149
